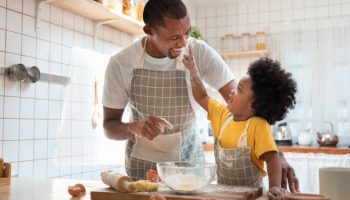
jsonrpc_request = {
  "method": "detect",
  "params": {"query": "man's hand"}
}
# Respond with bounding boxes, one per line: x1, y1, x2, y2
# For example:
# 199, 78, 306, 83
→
280, 152, 300, 193
128, 116, 173, 140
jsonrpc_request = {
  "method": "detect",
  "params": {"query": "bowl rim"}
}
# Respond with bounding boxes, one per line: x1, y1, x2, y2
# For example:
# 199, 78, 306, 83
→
156, 161, 216, 169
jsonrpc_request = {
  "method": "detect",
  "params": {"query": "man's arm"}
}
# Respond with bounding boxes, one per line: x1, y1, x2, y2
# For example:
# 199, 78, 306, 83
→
103, 107, 133, 140
218, 80, 236, 102
280, 152, 300, 193
103, 107, 172, 141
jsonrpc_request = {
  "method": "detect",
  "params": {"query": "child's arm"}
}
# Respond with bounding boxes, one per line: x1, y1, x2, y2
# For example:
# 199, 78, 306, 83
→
260, 151, 282, 189
182, 45, 210, 111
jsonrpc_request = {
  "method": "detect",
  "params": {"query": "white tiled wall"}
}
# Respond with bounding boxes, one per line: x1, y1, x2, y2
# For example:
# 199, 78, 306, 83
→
194, 0, 350, 78
0, 0, 133, 179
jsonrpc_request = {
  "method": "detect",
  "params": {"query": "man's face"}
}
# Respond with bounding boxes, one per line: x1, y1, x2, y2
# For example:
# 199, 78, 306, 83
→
148, 15, 191, 59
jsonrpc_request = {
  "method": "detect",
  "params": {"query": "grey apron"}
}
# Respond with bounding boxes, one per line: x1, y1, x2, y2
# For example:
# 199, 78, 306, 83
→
214, 116, 262, 187
125, 37, 204, 181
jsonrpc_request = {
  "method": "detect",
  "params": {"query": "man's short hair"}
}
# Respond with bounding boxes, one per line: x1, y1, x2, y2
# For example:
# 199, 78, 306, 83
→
143, 0, 187, 27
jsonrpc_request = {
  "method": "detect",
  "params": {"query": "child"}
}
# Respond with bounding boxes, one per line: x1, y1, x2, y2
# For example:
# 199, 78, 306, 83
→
182, 46, 296, 197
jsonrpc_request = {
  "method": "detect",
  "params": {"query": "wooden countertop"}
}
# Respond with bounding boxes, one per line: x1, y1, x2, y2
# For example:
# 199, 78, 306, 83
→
203, 143, 350, 154
277, 145, 350, 154
0, 178, 268, 200
0, 177, 106, 200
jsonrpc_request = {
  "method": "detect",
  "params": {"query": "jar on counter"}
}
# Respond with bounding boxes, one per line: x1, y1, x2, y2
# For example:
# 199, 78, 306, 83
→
137, 0, 144, 21
256, 32, 266, 50
221, 34, 233, 53
241, 32, 250, 51
123, 0, 136, 18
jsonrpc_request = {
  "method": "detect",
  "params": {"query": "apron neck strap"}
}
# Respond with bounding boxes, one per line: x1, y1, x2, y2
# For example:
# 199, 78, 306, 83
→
138, 36, 148, 69
138, 36, 183, 70
218, 116, 252, 147
218, 115, 233, 140
237, 118, 252, 147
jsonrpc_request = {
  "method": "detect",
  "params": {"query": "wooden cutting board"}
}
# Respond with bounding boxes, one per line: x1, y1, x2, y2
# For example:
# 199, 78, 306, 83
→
91, 184, 263, 200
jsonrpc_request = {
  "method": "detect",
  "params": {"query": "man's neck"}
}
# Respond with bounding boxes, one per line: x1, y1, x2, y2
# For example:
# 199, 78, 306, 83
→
143, 37, 166, 58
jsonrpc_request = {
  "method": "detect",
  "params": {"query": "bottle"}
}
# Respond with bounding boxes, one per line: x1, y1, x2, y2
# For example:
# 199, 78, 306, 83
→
137, 0, 144, 22
241, 32, 250, 51
122, 0, 132, 16
256, 32, 266, 50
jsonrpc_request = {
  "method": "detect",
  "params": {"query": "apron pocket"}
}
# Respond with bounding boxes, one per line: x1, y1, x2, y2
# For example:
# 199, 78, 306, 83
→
131, 133, 182, 163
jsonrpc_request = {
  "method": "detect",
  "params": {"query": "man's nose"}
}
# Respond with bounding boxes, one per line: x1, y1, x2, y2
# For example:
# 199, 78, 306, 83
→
177, 35, 188, 48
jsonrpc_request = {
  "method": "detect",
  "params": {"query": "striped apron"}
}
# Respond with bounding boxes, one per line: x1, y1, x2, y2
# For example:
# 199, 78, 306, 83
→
214, 116, 262, 187
125, 37, 204, 181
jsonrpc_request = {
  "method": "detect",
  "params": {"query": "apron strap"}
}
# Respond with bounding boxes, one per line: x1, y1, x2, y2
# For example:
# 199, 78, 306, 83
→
138, 36, 148, 69
237, 118, 252, 147
218, 115, 233, 141
218, 116, 252, 147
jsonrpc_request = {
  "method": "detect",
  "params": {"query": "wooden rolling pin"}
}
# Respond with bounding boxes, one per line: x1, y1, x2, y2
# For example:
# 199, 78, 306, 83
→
101, 171, 137, 193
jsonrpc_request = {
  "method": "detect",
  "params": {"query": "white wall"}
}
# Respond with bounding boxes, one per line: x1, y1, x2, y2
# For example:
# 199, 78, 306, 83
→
0, 0, 132, 179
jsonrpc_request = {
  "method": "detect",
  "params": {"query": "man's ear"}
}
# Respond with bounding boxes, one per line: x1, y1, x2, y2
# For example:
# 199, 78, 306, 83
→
143, 25, 153, 36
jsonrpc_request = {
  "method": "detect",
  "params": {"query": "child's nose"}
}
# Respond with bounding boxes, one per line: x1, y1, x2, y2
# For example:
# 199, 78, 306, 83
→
230, 89, 237, 96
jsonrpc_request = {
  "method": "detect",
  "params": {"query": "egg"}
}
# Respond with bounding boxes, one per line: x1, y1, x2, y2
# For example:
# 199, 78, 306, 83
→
146, 169, 160, 182
68, 186, 81, 197
74, 183, 86, 193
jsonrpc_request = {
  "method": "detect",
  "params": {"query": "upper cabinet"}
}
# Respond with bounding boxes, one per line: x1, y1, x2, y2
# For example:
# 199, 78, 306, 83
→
48, 0, 144, 35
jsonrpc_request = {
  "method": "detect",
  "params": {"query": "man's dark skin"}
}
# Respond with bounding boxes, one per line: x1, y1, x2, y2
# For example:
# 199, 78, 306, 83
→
103, 13, 299, 193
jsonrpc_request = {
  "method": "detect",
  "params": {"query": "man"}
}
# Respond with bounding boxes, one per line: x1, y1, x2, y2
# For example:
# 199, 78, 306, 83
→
102, 0, 299, 192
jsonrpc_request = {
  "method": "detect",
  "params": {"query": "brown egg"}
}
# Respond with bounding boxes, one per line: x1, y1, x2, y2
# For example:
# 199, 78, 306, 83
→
68, 186, 81, 197
74, 183, 86, 193
146, 169, 160, 182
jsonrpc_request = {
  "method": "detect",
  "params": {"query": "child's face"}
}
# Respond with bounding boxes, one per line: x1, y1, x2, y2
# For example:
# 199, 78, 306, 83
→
227, 76, 255, 120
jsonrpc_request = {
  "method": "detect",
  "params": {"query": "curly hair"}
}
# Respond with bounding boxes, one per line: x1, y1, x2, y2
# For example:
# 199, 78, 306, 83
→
144, 0, 187, 27
248, 57, 297, 125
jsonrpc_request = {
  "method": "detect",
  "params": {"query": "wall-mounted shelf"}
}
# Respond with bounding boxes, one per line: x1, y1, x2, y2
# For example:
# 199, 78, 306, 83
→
221, 49, 269, 60
47, 0, 144, 35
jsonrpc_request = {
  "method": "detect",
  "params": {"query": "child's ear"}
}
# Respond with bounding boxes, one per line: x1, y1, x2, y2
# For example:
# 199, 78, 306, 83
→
248, 104, 255, 116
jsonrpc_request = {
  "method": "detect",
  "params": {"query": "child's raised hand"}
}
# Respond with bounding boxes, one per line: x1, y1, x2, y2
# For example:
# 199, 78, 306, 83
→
182, 45, 196, 70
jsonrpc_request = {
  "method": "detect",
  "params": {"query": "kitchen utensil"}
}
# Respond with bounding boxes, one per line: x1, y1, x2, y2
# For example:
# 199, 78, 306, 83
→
101, 171, 137, 193
91, 78, 101, 129
91, 184, 262, 200
156, 161, 216, 194
27, 66, 40, 83
298, 129, 312, 146
8, 64, 28, 82
274, 122, 293, 145
319, 167, 350, 200
317, 121, 339, 146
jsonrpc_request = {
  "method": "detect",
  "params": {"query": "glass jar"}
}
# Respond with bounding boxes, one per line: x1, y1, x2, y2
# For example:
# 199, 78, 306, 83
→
122, 0, 136, 18
230, 35, 239, 52
256, 32, 266, 50
241, 32, 250, 51
221, 34, 233, 53
137, 0, 144, 21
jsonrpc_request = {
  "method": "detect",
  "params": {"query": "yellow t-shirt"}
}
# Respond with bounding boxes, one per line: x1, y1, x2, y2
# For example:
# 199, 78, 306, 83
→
208, 98, 278, 176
